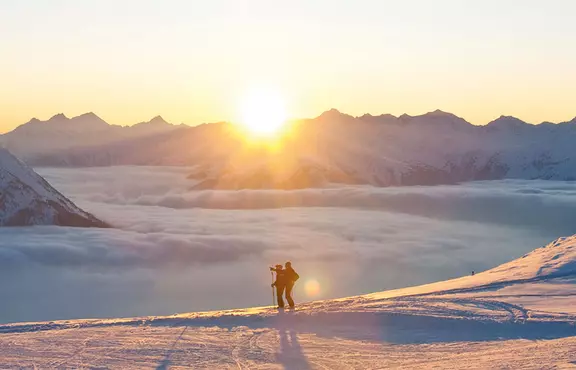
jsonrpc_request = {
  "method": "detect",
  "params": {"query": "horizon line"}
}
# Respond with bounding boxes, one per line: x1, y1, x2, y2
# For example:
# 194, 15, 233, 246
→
2, 108, 576, 135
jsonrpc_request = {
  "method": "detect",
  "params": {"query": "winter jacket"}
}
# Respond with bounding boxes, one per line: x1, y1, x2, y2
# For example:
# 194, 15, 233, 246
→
272, 268, 287, 287
285, 267, 300, 284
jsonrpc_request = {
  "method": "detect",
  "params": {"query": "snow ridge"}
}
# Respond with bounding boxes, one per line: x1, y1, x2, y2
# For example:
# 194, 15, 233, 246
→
485, 235, 576, 281
0, 148, 108, 227
0, 112, 180, 159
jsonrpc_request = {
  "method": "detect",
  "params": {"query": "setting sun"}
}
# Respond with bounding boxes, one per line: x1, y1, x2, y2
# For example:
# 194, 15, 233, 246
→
238, 87, 287, 137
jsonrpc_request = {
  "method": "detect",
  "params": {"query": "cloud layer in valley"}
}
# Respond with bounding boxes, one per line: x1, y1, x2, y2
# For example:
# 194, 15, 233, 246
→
0, 167, 573, 323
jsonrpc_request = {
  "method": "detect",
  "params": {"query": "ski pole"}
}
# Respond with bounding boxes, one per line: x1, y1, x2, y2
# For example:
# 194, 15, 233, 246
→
271, 271, 275, 306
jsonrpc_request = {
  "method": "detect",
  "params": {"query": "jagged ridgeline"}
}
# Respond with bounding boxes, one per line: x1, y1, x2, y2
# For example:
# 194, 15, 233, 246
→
0, 148, 109, 227
1, 110, 576, 188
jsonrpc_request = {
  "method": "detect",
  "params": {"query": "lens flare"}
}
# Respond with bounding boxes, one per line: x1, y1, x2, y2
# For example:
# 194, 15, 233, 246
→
304, 279, 321, 297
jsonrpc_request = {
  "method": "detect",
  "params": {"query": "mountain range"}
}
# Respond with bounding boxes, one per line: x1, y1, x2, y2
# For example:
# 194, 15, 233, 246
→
0, 113, 183, 160
2, 110, 576, 189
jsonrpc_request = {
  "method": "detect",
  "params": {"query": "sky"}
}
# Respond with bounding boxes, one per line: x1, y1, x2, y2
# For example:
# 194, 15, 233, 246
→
2, 166, 574, 323
1, 0, 575, 132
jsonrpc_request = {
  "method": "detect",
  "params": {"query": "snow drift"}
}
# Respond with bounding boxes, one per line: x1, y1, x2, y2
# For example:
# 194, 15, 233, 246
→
0, 148, 108, 227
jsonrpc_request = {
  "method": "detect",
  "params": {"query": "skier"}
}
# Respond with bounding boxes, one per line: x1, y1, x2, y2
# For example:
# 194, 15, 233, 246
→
284, 261, 299, 309
271, 262, 300, 309
270, 264, 287, 308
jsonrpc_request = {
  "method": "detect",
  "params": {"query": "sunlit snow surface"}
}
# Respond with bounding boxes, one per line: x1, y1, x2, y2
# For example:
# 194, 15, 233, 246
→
1, 236, 575, 368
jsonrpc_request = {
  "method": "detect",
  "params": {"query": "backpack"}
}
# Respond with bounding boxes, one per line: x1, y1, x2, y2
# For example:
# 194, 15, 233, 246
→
292, 270, 300, 282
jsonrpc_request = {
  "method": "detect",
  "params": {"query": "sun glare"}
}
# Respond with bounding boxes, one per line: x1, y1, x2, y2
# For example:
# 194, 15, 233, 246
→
304, 279, 321, 297
238, 87, 287, 137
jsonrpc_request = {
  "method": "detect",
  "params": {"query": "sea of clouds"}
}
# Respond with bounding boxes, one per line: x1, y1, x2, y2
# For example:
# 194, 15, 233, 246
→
1, 166, 575, 323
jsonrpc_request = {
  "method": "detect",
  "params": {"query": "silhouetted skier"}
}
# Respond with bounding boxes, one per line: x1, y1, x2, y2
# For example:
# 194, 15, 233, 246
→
284, 261, 299, 309
271, 262, 300, 309
270, 264, 287, 308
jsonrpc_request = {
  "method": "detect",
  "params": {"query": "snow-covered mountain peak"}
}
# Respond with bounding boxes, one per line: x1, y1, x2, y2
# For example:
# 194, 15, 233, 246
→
77, 112, 98, 118
72, 112, 109, 128
424, 109, 462, 120
358, 113, 398, 124
130, 115, 177, 135
150, 115, 168, 125
389, 110, 471, 130
317, 109, 354, 122
487, 115, 528, 128
0, 112, 182, 160
49, 113, 68, 121
0, 148, 108, 227
137, 115, 171, 127
76, 112, 102, 120
16, 112, 108, 132
323, 108, 343, 115
0, 147, 48, 195
426, 109, 453, 117
419, 110, 470, 126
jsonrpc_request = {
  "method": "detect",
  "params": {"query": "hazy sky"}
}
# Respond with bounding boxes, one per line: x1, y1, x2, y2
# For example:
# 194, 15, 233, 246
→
1, 0, 575, 132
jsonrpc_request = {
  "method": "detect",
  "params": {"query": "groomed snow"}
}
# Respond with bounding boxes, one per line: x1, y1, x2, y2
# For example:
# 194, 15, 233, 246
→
0, 236, 575, 368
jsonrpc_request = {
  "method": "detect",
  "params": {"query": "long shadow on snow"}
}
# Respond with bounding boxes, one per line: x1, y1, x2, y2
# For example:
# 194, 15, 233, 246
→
156, 326, 188, 370
276, 311, 311, 370
1, 311, 575, 345
181, 311, 576, 344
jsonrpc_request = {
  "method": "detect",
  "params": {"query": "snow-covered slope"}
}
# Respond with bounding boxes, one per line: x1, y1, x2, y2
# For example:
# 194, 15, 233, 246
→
0, 148, 108, 226
0, 235, 575, 368
482, 235, 576, 281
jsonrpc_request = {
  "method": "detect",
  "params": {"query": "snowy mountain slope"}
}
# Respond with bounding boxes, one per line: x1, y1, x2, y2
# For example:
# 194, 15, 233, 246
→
0, 148, 108, 226
0, 113, 181, 160
12, 109, 576, 189
0, 235, 575, 368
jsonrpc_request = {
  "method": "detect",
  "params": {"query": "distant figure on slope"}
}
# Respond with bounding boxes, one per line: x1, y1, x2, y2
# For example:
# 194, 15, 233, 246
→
270, 264, 287, 308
